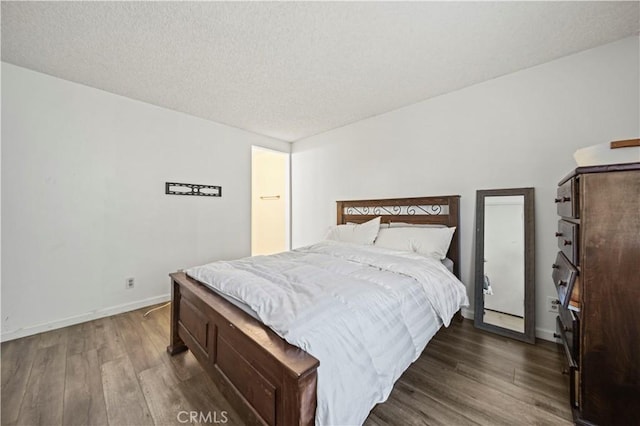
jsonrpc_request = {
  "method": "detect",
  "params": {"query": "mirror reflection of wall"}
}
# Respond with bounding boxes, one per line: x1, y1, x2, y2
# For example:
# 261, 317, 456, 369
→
483, 195, 525, 333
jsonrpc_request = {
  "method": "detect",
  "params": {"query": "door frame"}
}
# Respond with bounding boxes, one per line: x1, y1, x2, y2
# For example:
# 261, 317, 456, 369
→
251, 146, 291, 255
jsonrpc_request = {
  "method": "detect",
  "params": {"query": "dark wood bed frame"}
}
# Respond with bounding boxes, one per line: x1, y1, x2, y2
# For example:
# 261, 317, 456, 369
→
168, 195, 461, 425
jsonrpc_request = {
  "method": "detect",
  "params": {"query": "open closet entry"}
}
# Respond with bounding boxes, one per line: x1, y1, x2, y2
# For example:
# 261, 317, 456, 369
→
251, 146, 290, 255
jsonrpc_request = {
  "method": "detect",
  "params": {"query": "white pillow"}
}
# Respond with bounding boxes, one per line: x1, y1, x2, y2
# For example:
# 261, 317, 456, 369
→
325, 217, 381, 245
374, 226, 456, 259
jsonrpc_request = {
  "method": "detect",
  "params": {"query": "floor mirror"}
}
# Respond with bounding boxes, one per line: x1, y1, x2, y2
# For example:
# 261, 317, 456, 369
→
474, 188, 535, 343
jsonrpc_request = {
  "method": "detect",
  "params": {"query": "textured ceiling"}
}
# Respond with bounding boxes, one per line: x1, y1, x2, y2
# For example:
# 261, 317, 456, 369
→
2, 2, 639, 142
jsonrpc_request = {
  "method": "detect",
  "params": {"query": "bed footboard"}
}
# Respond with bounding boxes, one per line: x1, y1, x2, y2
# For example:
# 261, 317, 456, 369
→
167, 272, 319, 426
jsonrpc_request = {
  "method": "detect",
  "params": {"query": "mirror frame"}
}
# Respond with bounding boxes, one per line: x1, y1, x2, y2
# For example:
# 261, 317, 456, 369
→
474, 187, 535, 344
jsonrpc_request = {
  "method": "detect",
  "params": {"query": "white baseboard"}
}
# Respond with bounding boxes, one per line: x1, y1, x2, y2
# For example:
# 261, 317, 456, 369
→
535, 327, 558, 343
3, 297, 558, 344
0, 294, 171, 342
458, 308, 557, 343
461, 307, 474, 319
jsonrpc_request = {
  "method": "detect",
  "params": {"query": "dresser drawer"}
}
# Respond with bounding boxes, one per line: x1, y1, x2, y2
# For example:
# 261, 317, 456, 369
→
556, 178, 578, 218
552, 252, 578, 308
558, 306, 579, 363
556, 316, 580, 410
556, 220, 579, 265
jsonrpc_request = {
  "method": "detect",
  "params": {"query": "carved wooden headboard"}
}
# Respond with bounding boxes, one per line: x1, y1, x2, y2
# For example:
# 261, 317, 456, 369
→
336, 196, 461, 278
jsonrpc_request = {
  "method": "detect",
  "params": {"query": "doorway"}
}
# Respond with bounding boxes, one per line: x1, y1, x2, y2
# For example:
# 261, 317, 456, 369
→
251, 146, 290, 256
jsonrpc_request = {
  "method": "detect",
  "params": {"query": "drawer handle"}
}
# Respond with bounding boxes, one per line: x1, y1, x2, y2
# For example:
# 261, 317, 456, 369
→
552, 264, 560, 269
554, 333, 561, 339
564, 325, 570, 332
555, 232, 563, 237
558, 280, 567, 287
554, 197, 571, 203
561, 368, 569, 375
563, 240, 572, 246
228, 323, 235, 329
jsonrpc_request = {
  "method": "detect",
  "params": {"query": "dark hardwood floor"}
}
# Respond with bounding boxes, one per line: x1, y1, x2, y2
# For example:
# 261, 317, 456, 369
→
1, 304, 572, 425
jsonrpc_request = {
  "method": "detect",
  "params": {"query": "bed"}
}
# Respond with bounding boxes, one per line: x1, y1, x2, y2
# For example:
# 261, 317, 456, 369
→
167, 195, 464, 425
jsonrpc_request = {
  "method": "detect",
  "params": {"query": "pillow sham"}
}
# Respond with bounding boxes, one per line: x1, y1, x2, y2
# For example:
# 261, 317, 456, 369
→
325, 216, 381, 245
374, 226, 456, 260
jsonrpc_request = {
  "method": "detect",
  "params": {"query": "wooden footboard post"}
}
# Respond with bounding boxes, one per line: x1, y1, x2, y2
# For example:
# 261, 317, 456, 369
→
167, 276, 188, 355
282, 370, 318, 426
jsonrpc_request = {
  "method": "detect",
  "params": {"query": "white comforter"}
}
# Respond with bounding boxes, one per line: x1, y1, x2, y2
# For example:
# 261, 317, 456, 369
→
186, 241, 469, 426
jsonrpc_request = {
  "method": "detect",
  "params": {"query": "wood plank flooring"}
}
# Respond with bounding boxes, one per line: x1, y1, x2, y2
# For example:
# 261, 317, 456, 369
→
1, 304, 572, 425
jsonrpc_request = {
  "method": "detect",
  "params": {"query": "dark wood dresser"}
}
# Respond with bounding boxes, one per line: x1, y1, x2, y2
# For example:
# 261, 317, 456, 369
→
552, 162, 640, 425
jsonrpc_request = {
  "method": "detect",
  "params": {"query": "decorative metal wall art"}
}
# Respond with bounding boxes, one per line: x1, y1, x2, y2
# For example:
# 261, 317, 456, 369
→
165, 182, 222, 197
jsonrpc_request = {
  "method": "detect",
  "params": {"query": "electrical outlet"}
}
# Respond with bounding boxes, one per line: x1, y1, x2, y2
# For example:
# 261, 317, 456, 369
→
126, 277, 135, 289
547, 296, 559, 313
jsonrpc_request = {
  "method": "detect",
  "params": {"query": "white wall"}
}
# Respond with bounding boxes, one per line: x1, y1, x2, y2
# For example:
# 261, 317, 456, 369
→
291, 36, 640, 340
1, 63, 290, 341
